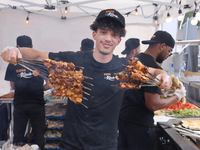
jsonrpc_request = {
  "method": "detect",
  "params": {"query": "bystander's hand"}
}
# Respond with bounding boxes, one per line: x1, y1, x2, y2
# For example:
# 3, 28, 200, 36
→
1, 46, 22, 65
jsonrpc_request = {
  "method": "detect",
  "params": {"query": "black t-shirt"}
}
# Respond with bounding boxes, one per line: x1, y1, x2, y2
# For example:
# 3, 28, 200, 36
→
5, 64, 44, 105
49, 51, 127, 150
119, 53, 162, 127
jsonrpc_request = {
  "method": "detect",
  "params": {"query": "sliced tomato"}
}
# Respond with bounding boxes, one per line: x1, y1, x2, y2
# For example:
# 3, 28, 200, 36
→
162, 102, 199, 111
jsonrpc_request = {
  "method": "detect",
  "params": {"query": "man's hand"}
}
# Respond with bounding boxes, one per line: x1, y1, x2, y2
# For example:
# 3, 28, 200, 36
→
156, 74, 172, 90
173, 82, 186, 101
1, 46, 22, 65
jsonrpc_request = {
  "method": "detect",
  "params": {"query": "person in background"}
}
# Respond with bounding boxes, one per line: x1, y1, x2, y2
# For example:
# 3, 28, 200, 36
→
0, 103, 10, 141
118, 31, 186, 150
4, 35, 52, 150
2, 10, 174, 150
80, 38, 94, 52
121, 38, 141, 58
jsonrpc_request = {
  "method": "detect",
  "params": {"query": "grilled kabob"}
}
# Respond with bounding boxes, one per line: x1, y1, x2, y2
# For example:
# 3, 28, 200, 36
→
117, 82, 140, 90
43, 59, 84, 104
116, 57, 150, 89
128, 57, 149, 73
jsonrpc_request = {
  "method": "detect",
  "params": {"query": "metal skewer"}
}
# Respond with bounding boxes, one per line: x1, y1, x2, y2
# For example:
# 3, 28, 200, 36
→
18, 63, 49, 80
81, 103, 89, 109
83, 76, 93, 80
18, 58, 44, 64
83, 86, 91, 91
83, 97, 88, 101
75, 66, 84, 69
147, 72, 162, 84
83, 81, 94, 86
83, 91, 90, 96
20, 62, 49, 75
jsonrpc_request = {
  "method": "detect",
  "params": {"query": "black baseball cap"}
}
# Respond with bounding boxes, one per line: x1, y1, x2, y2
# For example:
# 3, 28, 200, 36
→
81, 38, 94, 51
142, 30, 175, 48
17, 35, 32, 48
96, 9, 125, 28
121, 38, 140, 55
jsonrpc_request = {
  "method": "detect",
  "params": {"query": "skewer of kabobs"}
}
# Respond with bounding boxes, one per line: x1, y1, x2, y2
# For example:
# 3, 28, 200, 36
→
114, 57, 186, 104
17, 57, 185, 108
114, 57, 162, 89
43, 59, 93, 108
17, 58, 93, 108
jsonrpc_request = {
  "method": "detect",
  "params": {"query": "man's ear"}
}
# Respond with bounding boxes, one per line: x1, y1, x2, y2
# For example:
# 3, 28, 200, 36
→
92, 31, 97, 40
117, 38, 122, 45
132, 49, 136, 55
159, 43, 166, 51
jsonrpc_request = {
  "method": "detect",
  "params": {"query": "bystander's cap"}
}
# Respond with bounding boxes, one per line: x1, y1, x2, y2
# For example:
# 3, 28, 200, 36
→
121, 38, 140, 54
142, 30, 175, 48
17, 35, 32, 48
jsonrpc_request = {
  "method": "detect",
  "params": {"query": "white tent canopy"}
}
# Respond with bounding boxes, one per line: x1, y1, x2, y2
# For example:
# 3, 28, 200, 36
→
0, 0, 197, 96
0, 0, 196, 25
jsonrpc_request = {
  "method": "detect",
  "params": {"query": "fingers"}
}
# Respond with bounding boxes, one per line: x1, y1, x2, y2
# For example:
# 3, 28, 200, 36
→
156, 74, 172, 90
1, 47, 22, 65
174, 86, 186, 101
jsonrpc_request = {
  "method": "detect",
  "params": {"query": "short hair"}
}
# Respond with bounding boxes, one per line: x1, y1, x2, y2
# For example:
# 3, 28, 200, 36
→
81, 38, 94, 51
90, 18, 126, 38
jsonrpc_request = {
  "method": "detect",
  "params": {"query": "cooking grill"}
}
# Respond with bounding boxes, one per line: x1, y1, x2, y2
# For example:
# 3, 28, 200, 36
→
156, 119, 200, 150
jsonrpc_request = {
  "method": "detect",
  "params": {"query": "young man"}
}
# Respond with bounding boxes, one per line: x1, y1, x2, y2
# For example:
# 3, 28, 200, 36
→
118, 31, 186, 150
80, 38, 94, 52
121, 38, 141, 58
4, 35, 52, 150
2, 10, 176, 150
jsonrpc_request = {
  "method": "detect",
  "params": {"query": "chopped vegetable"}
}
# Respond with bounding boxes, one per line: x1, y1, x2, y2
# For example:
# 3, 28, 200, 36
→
163, 102, 198, 111
165, 108, 200, 118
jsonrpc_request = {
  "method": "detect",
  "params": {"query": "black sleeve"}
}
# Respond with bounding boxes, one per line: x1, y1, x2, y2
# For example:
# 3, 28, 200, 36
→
5, 64, 15, 81
144, 86, 162, 94
49, 51, 78, 62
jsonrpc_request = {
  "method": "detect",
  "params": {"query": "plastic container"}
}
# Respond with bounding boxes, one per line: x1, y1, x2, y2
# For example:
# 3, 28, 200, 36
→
179, 61, 186, 77
168, 61, 174, 75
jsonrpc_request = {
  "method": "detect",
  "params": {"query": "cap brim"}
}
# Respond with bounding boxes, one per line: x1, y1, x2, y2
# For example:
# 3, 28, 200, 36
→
142, 40, 159, 45
121, 48, 129, 54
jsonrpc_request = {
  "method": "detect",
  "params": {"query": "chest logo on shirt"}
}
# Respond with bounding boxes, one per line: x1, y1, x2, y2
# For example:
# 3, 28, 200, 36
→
104, 73, 115, 81
17, 72, 32, 78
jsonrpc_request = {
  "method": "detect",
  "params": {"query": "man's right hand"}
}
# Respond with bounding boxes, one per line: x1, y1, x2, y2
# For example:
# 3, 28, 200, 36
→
173, 82, 186, 101
1, 47, 22, 65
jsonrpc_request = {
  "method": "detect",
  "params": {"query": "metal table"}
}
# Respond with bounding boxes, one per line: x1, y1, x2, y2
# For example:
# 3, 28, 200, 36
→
0, 98, 68, 142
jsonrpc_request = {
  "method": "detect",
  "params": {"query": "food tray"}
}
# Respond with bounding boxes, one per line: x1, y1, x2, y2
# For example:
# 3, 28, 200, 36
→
0, 98, 13, 101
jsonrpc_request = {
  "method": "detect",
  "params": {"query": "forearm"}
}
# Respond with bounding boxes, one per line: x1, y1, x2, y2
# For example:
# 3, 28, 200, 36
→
10, 81, 15, 90
43, 81, 52, 91
19, 47, 49, 61
149, 68, 167, 76
145, 92, 179, 111
153, 96, 179, 111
